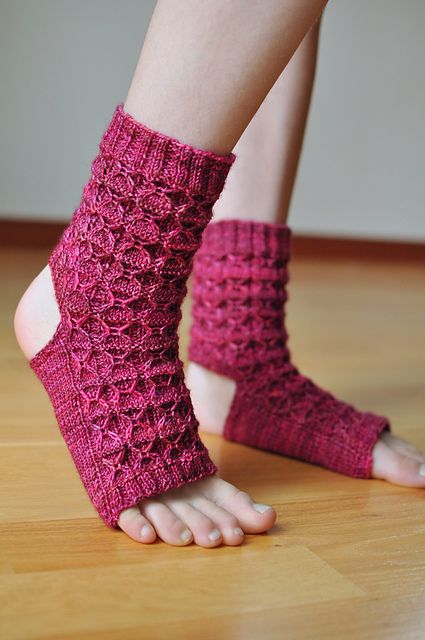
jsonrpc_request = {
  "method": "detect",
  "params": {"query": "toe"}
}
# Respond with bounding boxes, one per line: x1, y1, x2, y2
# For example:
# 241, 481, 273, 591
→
393, 446, 425, 464
140, 500, 193, 546
118, 506, 157, 544
204, 479, 276, 534
373, 440, 425, 487
166, 499, 224, 548
190, 496, 245, 546
381, 433, 425, 463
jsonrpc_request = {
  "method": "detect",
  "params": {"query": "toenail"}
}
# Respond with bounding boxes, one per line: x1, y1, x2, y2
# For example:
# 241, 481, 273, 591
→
419, 464, 425, 477
253, 503, 272, 514
180, 528, 192, 542
141, 524, 152, 539
208, 528, 221, 542
233, 527, 244, 537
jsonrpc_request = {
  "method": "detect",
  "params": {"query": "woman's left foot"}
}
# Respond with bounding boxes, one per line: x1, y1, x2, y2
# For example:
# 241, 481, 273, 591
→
187, 362, 425, 488
371, 430, 425, 487
187, 220, 425, 489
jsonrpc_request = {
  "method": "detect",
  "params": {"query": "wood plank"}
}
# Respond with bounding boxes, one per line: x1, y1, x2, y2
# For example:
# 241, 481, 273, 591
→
0, 545, 363, 640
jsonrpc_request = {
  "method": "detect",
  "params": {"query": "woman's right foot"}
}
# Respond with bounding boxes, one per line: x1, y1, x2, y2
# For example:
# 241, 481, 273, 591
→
15, 266, 275, 546
118, 475, 276, 546
15, 267, 275, 548
14, 107, 276, 546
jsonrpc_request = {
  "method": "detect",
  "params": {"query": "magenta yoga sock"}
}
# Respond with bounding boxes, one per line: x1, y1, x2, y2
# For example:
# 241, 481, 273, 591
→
189, 219, 389, 478
31, 106, 234, 527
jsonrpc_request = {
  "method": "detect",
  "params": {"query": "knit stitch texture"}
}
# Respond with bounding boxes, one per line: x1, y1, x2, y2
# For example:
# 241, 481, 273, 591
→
189, 219, 389, 478
31, 105, 234, 527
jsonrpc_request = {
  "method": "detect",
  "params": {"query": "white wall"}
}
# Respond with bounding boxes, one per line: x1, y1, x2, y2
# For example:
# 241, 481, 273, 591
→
291, 1, 425, 240
0, 0, 155, 221
1, 0, 424, 241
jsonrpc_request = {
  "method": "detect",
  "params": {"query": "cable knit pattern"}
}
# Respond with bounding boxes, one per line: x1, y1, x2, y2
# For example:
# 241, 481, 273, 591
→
190, 219, 390, 478
30, 105, 234, 527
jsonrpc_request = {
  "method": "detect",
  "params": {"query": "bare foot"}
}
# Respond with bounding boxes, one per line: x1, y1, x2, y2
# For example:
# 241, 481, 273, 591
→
15, 266, 276, 547
118, 476, 275, 546
187, 362, 425, 488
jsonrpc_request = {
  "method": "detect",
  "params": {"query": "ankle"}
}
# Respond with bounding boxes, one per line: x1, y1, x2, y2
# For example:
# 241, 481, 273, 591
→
186, 362, 235, 435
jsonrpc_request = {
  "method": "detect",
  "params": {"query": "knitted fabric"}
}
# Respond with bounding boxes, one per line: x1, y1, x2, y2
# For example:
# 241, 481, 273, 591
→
31, 105, 234, 527
189, 219, 389, 478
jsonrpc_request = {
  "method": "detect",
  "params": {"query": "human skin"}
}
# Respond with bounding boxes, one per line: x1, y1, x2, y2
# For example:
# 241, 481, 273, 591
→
15, 0, 328, 546
213, 18, 322, 225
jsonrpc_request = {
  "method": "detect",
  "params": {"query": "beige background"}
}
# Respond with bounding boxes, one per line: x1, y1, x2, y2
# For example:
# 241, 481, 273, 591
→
0, 0, 424, 240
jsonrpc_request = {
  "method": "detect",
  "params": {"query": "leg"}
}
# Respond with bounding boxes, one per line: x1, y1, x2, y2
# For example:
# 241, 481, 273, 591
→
213, 18, 321, 224
125, 0, 325, 155
188, 17, 425, 488
15, 0, 327, 546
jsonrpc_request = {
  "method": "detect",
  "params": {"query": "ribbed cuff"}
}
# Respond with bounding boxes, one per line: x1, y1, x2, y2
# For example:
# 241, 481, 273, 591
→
103, 451, 217, 528
201, 219, 291, 259
99, 105, 235, 199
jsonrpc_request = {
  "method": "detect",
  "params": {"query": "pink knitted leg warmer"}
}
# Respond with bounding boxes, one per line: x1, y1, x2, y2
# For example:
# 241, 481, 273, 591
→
189, 219, 390, 478
30, 106, 234, 527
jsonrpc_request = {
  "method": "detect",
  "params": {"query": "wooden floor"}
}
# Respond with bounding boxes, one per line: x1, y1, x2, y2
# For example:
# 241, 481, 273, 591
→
1, 246, 425, 640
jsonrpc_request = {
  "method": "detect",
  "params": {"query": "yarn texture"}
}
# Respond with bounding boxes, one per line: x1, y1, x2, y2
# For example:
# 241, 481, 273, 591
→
190, 219, 389, 478
31, 106, 234, 527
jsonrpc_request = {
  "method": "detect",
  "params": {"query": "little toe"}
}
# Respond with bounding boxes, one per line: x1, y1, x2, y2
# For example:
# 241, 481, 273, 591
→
140, 500, 193, 546
190, 496, 245, 546
118, 507, 157, 544
373, 441, 425, 488
165, 499, 223, 548
205, 479, 276, 534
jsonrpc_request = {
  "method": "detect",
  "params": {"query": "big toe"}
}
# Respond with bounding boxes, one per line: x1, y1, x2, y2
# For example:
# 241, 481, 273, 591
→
207, 479, 276, 534
372, 440, 425, 488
